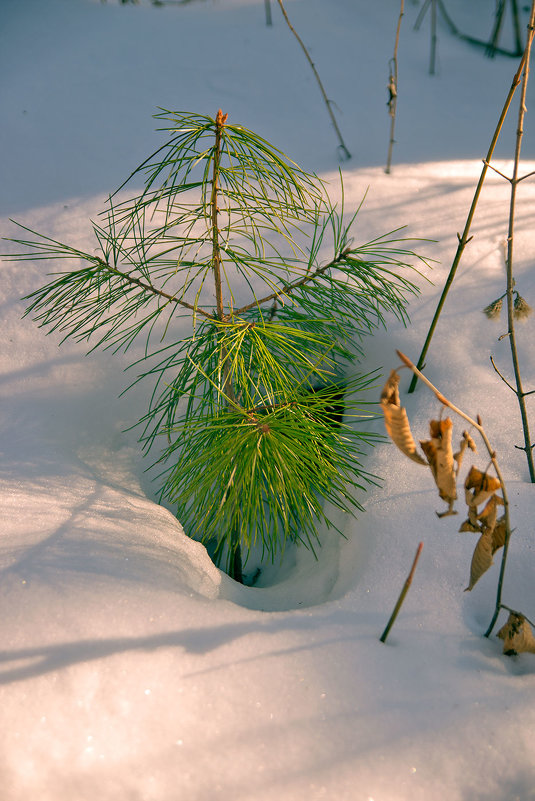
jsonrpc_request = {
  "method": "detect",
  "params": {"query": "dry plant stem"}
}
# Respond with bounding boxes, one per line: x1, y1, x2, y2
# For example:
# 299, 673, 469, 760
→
275, 0, 351, 160
502, 3, 535, 482
380, 542, 423, 643
397, 351, 513, 637
408, 35, 533, 394
501, 603, 535, 629
385, 0, 404, 174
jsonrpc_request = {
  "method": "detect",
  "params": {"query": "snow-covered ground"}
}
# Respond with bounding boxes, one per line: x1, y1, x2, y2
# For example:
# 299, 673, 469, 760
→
2, 1, 535, 799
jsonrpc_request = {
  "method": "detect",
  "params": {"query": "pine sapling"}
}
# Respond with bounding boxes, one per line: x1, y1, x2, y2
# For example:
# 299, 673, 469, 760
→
4, 110, 427, 583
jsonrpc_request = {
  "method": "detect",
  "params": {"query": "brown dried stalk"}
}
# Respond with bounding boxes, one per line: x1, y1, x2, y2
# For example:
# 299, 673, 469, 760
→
380, 542, 423, 643
275, 0, 351, 160
408, 6, 535, 394
385, 0, 404, 174
396, 351, 513, 637
484, 4, 535, 482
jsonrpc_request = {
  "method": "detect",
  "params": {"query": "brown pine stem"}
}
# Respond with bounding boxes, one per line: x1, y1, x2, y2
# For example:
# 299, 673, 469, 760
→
385, 0, 404, 174
95, 259, 215, 319
380, 542, 423, 643
211, 110, 226, 325
408, 27, 533, 393
233, 253, 340, 317
210, 110, 237, 404
229, 535, 244, 584
211, 110, 243, 582
275, 0, 351, 160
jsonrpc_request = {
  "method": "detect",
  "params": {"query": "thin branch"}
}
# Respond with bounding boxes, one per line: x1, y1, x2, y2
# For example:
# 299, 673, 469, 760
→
96, 258, 214, 319
517, 169, 535, 182
490, 354, 517, 393
483, 160, 512, 182
386, 0, 404, 174
408, 30, 533, 393
396, 350, 514, 638
380, 542, 423, 643
275, 0, 351, 160
500, 603, 535, 630
502, 1, 535, 482
232, 255, 338, 317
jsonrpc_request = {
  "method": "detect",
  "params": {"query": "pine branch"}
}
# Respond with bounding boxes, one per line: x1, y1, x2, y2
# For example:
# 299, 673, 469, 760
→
95, 257, 215, 319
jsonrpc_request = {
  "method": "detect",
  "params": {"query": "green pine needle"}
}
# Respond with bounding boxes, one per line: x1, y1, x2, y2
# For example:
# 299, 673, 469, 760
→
3, 109, 430, 579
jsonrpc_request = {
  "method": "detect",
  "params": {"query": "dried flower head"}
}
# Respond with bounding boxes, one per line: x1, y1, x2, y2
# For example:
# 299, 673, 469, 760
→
483, 297, 503, 320
513, 294, 532, 321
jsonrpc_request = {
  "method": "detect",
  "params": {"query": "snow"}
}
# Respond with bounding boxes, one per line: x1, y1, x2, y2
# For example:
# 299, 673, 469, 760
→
2, 1, 535, 799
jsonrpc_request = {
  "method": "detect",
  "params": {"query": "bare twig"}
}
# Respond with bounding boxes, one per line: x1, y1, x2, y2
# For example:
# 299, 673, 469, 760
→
501, 603, 535, 629
483, 160, 512, 182
380, 542, 423, 643
408, 16, 535, 393
501, 3, 535, 482
275, 0, 351, 160
386, 0, 404, 174
490, 354, 517, 394
397, 350, 514, 637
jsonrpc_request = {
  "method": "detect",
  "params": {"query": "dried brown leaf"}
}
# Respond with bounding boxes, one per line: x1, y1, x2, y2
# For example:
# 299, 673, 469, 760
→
466, 503, 480, 528
464, 466, 501, 510
453, 430, 476, 475
465, 529, 493, 591
463, 430, 477, 452
492, 515, 507, 553
420, 418, 457, 516
380, 370, 426, 465
477, 494, 498, 534
464, 465, 501, 493
459, 519, 481, 533
497, 612, 535, 655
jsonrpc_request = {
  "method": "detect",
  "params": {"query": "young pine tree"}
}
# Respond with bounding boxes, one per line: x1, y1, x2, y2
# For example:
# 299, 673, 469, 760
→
7, 109, 427, 582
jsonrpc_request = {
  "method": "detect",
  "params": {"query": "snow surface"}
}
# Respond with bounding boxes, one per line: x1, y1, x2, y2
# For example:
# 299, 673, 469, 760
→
2, 1, 535, 799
